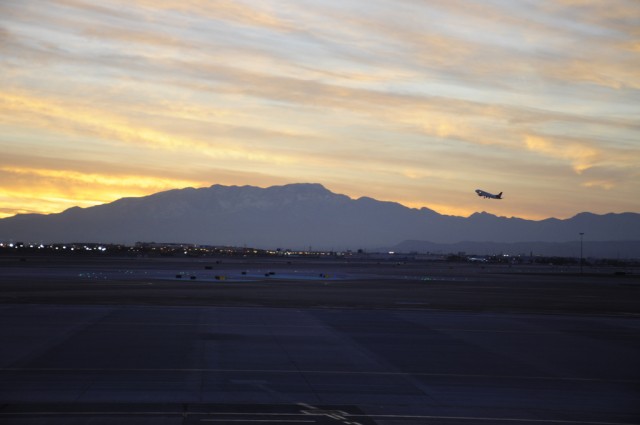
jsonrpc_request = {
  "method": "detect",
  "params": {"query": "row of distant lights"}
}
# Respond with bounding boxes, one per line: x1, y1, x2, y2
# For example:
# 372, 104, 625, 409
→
1, 243, 342, 256
0, 243, 107, 252
266, 250, 338, 256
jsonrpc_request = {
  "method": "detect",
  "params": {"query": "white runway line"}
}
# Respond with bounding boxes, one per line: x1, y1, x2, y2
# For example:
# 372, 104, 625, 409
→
200, 420, 315, 423
347, 414, 639, 425
0, 411, 636, 425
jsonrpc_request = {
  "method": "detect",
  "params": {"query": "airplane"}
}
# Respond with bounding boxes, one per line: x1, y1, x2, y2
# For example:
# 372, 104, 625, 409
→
475, 189, 503, 199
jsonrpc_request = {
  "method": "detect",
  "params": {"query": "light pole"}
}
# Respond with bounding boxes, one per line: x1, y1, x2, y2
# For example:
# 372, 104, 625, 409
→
579, 232, 584, 274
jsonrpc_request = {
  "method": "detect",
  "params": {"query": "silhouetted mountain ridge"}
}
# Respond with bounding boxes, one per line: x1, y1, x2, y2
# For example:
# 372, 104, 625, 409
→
0, 183, 638, 255
390, 240, 640, 259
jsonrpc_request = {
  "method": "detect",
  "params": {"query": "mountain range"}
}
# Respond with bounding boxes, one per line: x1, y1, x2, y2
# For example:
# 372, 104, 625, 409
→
1, 183, 639, 257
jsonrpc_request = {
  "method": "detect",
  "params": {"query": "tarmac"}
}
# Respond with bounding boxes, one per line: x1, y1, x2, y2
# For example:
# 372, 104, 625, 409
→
0, 256, 639, 424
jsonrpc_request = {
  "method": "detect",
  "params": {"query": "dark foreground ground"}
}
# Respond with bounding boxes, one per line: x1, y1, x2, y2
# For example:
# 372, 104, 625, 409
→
2, 256, 639, 314
0, 256, 639, 424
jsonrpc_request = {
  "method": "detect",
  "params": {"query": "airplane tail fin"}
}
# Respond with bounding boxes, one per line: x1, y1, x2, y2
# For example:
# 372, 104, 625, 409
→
497, 192, 503, 199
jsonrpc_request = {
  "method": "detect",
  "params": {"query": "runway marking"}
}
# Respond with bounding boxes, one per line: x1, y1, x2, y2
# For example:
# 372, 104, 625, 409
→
194, 413, 309, 417
298, 403, 364, 425
83, 283, 153, 286
2, 367, 636, 384
200, 420, 315, 423
0, 412, 310, 417
348, 414, 639, 425
0, 412, 315, 423
0, 411, 635, 425
0, 411, 181, 416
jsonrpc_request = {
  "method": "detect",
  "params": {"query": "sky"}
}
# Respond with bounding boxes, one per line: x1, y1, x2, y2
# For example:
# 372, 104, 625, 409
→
1, 0, 639, 221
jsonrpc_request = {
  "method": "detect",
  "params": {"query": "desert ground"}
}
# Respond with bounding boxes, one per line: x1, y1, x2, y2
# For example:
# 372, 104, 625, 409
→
0, 255, 639, 424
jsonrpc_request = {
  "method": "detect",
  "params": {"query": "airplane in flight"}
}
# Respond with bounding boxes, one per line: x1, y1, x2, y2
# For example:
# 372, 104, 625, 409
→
475, 189, 503, 199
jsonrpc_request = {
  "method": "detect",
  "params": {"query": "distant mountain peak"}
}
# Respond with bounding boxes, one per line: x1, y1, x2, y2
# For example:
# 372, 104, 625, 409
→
280, 182, 328, 190
0, 183, 638, 251
270, 182, 332, 194
469, 211, 495, 218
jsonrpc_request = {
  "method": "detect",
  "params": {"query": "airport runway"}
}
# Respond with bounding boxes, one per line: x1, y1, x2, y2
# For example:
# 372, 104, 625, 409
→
1, 256, 639, 315
0, 257, 639, 424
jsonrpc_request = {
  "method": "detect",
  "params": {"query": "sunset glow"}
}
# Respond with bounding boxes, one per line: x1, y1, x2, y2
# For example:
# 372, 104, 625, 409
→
1, 0, 639, 221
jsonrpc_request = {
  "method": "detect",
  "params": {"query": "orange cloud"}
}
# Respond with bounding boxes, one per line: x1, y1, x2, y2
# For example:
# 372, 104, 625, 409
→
0, 91, 298, 165
0, 165, 210, 218
582, 180, 615, 190
1, 0, 638, 221
0, 166, 204, 190
524, 135, 601, 174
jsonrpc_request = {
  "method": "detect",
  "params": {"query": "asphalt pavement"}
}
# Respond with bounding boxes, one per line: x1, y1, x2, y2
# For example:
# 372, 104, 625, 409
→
0, 256, 639, 424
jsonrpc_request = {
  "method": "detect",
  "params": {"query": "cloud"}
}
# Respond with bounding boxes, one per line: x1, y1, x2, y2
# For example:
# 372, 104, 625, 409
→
524, 135, 601, 174
0, 166, 203, 190
0, 0, 638, 220
0, 91, 304, 166
579, 162, 640, 191
133, 0, 295, 32
0, 164, 210, 218
523, 133, 640, 195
